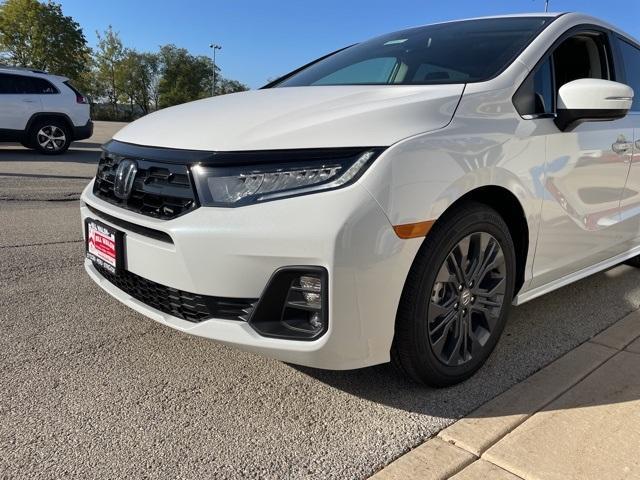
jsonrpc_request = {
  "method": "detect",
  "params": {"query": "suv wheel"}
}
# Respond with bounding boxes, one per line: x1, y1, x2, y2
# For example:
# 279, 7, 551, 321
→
392, 202, 516, 387
30, 120, 71, 155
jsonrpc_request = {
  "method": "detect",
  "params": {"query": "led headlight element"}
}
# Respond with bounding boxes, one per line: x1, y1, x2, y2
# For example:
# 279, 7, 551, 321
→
191, 149, 380, 207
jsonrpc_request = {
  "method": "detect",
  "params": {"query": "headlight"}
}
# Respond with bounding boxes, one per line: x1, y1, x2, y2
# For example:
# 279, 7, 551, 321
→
191, 149, 381, 207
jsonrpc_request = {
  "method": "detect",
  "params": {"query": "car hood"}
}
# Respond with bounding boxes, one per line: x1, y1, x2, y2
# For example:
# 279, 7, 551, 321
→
113, 85, 465, 151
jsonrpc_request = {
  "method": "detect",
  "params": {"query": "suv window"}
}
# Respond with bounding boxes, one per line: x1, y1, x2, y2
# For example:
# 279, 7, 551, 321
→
617, 38, 640, 111
28, 77, 58, 94
0, 73, 57, 94
514, 31, 612, 117
0, 73, 14, 94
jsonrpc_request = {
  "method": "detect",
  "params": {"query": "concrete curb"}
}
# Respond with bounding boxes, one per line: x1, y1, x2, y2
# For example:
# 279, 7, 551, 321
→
370, 309, 640, 480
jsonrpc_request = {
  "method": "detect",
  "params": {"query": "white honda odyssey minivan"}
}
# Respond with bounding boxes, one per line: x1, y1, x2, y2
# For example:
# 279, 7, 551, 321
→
81, 13, 640, 386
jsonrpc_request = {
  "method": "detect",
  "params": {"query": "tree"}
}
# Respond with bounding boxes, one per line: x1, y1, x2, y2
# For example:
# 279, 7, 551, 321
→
120, 50, 159, 115
157, 44, 213, 108
73, 56, 100, 105
94, 26, 125, 117
0, 0, 90, 80
149, 63, 161, 111
217, 78, 249, 95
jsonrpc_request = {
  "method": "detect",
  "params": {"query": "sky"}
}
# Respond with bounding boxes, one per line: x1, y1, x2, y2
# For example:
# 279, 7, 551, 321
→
58, 0, 640, 89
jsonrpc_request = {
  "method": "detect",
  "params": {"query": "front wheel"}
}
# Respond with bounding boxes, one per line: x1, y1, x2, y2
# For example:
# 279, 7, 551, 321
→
392, 202, 516, 387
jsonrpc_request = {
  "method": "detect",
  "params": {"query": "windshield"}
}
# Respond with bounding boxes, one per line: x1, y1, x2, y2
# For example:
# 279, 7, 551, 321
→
276, 17, 552, 87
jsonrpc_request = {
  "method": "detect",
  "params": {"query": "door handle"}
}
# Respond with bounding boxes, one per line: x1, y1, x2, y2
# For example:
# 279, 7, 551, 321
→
22, 99, 36, 103
612, 141, 633, 154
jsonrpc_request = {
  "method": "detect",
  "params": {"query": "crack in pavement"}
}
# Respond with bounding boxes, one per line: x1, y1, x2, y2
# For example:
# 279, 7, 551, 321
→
1, 239, 83, 249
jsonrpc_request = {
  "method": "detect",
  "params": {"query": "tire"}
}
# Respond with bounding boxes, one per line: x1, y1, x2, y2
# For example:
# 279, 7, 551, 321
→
391, 202, 516, 387
29, 119, 71, 155
20, 141, 34, 149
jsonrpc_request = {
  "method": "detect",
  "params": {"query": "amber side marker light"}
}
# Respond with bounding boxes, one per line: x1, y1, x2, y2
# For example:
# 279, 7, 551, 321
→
393, 220, 435, 239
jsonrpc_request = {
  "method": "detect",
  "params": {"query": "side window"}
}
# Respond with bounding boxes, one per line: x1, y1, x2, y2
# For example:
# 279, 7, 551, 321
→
514, 31, 612, 118
0, 73, 15, 94
617, 38, 640, 111
11, 75, 36, 94
513, 57, 554, 116
552, 33, 611, 89
5, 74, 57, 94
30, 77, 58, 94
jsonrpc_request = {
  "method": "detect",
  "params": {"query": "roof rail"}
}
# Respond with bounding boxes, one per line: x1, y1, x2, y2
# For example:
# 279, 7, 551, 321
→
0, 64, 48, 74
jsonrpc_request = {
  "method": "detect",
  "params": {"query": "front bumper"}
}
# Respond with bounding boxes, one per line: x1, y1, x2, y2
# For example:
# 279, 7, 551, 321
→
80, 180, 421, 369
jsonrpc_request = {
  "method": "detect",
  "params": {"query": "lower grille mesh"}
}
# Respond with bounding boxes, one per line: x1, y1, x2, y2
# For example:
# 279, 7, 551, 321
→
93, 263, 257, 323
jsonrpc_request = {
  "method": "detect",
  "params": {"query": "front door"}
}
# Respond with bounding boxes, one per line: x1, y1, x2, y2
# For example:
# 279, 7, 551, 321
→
0, 73, 43, 131
532, 29, 634, 288
613, 37, 640, 250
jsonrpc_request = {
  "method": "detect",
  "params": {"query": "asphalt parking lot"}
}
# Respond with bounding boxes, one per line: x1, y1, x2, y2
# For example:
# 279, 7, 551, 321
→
2, 121, 640, 480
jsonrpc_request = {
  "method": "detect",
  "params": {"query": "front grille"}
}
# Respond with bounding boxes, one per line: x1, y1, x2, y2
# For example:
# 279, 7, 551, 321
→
93, 263, 257, 323
93, 154, 198, 220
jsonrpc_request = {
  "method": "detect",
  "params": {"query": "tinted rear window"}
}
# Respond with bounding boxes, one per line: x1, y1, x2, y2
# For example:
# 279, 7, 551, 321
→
277, 17, 552, 87
29, 77, 57, 94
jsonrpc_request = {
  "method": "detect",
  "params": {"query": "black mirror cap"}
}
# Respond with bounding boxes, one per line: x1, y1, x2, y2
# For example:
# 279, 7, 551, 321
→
555, 108, 629, 131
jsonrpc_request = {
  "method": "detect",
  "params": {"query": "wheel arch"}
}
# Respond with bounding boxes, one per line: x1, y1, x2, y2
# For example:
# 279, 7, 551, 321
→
25, 112, 75, 138
431, 185, 530, 295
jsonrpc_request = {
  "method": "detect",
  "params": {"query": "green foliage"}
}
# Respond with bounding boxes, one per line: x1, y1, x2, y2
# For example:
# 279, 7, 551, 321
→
157, 45, 214, 108
217, 78, 249, 95
120, 50, 160, 114
72, 55, 100, 101
92, 42, 248, 118
93, 26, 125, 114
0, 0, 90, 80
0, 0, 249, 119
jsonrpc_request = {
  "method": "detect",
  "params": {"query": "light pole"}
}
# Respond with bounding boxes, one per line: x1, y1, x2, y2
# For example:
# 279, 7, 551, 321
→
209, 43, 222, 96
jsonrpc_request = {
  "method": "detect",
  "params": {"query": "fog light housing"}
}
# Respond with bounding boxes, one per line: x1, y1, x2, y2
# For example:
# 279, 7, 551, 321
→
249, 267, 328, 340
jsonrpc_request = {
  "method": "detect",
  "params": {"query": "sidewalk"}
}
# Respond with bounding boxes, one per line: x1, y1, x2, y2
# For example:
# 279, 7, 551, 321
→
371, 310, 640, 480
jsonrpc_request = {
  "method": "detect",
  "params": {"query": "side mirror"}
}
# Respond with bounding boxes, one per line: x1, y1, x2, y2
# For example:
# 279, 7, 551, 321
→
555, 79, 633, 131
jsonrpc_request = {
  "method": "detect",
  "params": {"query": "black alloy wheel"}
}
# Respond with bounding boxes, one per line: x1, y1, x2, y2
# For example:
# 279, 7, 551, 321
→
392, 202, 516, 386
427, 232, 507, 367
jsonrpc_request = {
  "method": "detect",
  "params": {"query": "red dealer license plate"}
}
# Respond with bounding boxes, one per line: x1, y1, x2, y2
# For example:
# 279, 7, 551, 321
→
85, 218, 124, 274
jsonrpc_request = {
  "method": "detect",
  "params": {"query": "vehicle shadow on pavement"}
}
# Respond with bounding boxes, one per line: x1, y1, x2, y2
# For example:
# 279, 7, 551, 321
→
295, 264, 640, 418
0, 145, 102, 163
